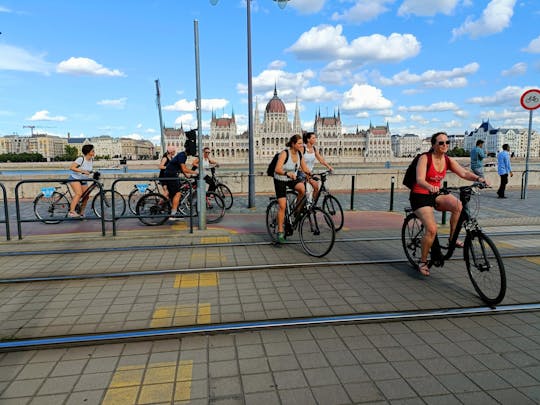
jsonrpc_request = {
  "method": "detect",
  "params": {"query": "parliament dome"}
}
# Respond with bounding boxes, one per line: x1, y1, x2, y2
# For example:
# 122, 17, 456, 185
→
265, 87, 286, 114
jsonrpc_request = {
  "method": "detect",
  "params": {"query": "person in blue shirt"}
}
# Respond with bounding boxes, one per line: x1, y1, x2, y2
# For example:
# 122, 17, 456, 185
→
470, 139, 486, 177
497, 144, 513, 198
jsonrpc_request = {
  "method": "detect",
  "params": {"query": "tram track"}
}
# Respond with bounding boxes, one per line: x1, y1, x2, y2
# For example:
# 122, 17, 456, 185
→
0, 251, 538, 284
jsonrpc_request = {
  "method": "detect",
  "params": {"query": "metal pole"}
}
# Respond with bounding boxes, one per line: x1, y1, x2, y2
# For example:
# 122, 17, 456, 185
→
155, 79, 166, 155
194, 20, 206, 229
350, 175, 355, 211
389, 176, 395, 211
522, 109, 533, 199
247, 0, 256, 208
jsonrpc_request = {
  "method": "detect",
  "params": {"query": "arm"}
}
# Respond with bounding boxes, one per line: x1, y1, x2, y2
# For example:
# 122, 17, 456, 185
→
191, 157, 200, 169
208, 157, 219, 167
415, 154, 435, 192
275, 151, 295, 179
158, 157, 168, 170
299, 156, 311, 176
69, 158, 91, 176
449, 157, 488, 184
506, 154, 513, 176
180, 163, 198, 177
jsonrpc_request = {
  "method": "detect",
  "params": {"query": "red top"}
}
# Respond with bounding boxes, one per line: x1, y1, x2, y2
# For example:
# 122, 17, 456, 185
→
411, 153, 447, 195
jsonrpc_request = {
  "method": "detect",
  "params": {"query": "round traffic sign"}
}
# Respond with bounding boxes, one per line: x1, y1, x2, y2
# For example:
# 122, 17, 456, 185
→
520, 89, 540, 110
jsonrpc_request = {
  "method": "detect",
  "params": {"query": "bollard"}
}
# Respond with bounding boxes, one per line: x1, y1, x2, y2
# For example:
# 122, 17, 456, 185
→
389, 176, 395, 211
350, 175, 355, 211
441, 180, 447, 225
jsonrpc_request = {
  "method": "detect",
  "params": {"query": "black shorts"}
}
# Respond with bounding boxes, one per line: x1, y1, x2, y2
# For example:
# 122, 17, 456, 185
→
273, 178, 300, 199
409, 192, 436, 211
164, 179, 182, 197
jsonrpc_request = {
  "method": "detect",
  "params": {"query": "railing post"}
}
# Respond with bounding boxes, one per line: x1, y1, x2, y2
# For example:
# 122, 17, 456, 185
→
350, 175, 355, 211
389, 176, 395, 211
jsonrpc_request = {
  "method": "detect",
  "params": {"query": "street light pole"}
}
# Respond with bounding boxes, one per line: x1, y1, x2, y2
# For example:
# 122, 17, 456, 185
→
210, 0, 289, 208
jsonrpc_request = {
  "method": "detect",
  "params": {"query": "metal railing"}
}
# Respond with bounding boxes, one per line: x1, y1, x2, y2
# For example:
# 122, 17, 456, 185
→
521, 170, 540, 199
0, 182, 10, 240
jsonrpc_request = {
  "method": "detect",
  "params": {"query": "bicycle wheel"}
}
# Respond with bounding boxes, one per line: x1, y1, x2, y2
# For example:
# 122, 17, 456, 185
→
322, 194, 344, 231
464, 230, 506, 306
401, 212, 425, 268
128, 186, 150, 214
205, 191, 225, 223
136, 192, 171, 226
215, 184, 233, 210
92, 190, 126, 221
299, 207, 335, 257
33, 192, 69, 224
265, 199, 280, 242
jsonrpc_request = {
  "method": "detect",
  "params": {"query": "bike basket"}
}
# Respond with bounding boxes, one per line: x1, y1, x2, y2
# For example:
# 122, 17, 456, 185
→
41, 187, 55, 198
136, 184, 149, 193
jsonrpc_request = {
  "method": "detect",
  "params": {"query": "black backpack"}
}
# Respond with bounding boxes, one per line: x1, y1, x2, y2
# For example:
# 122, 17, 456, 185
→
403, 152, 450, 189
266, 149, 289, 177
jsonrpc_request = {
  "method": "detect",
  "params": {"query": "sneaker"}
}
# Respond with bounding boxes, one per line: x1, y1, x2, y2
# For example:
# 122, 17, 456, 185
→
68, 211, 81, 218
277, 232, 286, 244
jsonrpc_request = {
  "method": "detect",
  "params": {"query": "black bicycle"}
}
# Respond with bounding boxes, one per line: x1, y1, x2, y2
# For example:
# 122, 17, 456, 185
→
401, 183, 506, 306
309, 170, 344, 231
210, 167, 233, 210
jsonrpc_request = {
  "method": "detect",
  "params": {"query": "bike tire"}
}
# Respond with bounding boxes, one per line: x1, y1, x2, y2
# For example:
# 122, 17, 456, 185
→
136, 192, 171, 226
33, 191, 69, 224
401, 212, 426, 268
322, 194, 344, 231
215, 184, 233, 210
92, 190, 126, 221
205, 191, 225, 223
128, 187, 150, 214
299, 207, 336, 257
265, 199, 280, 242
464, 230, 506, 306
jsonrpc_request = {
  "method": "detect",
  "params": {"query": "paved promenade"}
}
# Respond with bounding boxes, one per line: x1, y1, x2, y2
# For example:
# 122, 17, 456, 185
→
0, 187, 539, 404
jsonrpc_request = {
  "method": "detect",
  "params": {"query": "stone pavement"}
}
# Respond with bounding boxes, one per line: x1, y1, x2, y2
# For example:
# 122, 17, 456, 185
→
0, 187, 539, 404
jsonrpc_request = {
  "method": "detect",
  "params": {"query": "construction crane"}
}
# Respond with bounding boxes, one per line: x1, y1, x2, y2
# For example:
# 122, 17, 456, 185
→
23, 125, 36, 136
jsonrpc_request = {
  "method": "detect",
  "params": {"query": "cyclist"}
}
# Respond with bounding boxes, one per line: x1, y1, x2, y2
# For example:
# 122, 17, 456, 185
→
163, 134, 198, 220
191, 146, 219, 192
158, 145, 177, 198
410, 132, 488, 276
273, 134, 312, 244
302, 131, 334, 202
68, 144, 95, 218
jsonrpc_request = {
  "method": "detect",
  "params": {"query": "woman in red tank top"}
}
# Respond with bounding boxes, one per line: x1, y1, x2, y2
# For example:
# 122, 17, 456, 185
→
410, 132, 488, 276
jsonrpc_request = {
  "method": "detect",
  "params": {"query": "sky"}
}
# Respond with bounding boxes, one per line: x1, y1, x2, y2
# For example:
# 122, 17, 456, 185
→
1, 0, 539, 146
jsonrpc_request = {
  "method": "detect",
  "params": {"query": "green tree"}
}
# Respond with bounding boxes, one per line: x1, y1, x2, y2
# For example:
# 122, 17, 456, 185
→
64, 145, 79, 160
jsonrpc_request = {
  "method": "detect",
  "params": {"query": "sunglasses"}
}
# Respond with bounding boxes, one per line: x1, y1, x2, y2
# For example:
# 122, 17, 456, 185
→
438, 141, 450, 145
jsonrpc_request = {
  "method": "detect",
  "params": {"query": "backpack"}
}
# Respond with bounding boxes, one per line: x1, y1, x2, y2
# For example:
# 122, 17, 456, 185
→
402, 152, 450, 189
266, 149, 289, 177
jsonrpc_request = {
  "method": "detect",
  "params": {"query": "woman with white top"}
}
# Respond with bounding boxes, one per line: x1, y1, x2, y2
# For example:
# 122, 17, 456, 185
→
302, 132, 333, 201
191, 146, 219, 192
68, 144, 95, 218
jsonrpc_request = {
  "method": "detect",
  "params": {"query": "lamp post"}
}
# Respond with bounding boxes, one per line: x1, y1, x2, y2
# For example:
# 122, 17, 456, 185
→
210, 0, 289, 208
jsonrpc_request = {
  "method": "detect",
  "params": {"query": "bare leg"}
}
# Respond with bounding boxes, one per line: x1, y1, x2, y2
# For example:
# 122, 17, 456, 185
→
435, 194, 462, 244
414, 205, 437, 275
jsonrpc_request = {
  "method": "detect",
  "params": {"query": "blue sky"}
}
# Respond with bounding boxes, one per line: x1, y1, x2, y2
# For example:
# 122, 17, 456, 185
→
1, 0, 539, 146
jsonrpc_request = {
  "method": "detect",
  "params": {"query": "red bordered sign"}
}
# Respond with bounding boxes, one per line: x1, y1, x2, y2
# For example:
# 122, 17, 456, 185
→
520, 89, 540, 110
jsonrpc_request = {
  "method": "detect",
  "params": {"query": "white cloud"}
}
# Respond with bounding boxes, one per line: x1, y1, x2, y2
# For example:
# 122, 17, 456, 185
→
0, 6, 12, 12
27, 110, 67, 122
0, 44, 55, 73
174, 113, 196, 128
97, 97, 127, 109
287, 25, 420, 64
341, 84, 392, 111
452, 0, 516, 40
164, 98, 229, 112
522, 35, 540, 53
56, 57, 126, 77
466, 85, 524, 105
376, 62, 478, 88
268, 60, 286, 69
332, 0, 394, 24
501, 62, 527, 76
398, 102, 460, 112
123, 133, 143, 140
288, 0, 326, 14
398, 0, 459, 17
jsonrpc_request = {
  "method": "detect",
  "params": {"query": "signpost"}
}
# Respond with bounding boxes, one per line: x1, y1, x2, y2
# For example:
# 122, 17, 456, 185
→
520, 89, 540, 199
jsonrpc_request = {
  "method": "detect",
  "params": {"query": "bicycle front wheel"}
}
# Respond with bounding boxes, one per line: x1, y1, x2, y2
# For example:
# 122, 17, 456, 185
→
322, 194, 344, 231
299, 207, 335, 257
128, 187, 149, 214
265, 199, 279, 242
205, 191, 225, 223
33, 192, 69, 224
401, 213, 425, 268
215, 184, 233, 210
136, 193, 171, 226
92, 190, 126, 221
464, 231, 506, 306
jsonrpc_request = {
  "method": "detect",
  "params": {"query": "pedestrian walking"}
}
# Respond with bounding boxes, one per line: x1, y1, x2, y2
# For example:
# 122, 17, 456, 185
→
497, 143, 513, 198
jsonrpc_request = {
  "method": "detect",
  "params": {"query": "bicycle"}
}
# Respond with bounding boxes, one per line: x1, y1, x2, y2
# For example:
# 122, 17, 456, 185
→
309, 170, 344, 231
401, 183, 506, 306
136, 177, 225, 226
210, 167, 233, 210
127, 178, 160, 214
33, 172, 126, 224
266, 190, 336, 257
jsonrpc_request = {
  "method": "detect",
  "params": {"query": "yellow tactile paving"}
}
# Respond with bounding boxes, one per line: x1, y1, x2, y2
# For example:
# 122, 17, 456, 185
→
174, 272, 219, 288
104, 361, 193, 404
150, 303, 212, 328
527, 257, 540, 265
200, 236, 231, 244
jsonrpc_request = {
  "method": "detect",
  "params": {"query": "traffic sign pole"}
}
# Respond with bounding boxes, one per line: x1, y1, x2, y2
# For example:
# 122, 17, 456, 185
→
520, 89, 540, 199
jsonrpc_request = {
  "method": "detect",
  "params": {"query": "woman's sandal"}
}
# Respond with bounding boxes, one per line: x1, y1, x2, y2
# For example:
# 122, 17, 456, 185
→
417, 261, 430, 276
